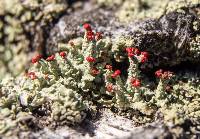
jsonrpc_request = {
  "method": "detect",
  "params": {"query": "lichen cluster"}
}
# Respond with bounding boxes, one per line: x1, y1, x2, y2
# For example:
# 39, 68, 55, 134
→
189, 35, 200, 59
96, 0, 200, 22
117, 0, 170, 22
0, 54, 87, 136
0, 24, 200, 137
0, 0, 68, 80
95, 0, 123, 7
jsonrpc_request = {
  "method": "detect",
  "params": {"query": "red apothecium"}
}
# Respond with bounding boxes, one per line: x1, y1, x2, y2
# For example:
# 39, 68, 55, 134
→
59, 51, 66, 58
31, 54, 42, 64
131, 78, 141, 87
83, 23, 92, 31
86, 56, 96, 62
95, 32, 102, 40
46, 55, 55, 61
155, 69, 163, 78
111, 70, 121, 78
91, 68, 100, 75
27, 72, 37, 80
105, 64, 112, 71
106, 84, 114, 92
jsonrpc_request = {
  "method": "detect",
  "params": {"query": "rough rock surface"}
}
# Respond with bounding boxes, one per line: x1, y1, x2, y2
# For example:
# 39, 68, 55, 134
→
16, 109, 198, 139
18, 110, 167, 139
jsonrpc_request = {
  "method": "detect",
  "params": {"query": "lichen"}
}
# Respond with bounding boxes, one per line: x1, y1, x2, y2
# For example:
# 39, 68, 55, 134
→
95, 0, 123, 7
166, 0, 200, 14
189, 35, 200, 59
96, 0, 200, 22
117, 0, 169, 22
0, 23, 200, 137
0, 0, 200, 138
0, 0, 68, 80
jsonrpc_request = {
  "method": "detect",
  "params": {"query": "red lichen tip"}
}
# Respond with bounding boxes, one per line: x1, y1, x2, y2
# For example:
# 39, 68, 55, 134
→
27, 72, 37, 80
141, 52, 148, 57
111, 70, 121, 78
105, 64, 112, 71
114, 70, 121, 75
155, 69, 173, 79
91, 68, 100, 75
131, 78, 141, 87
140, 51, 149, 63
86, 56, 96, 62
134, 48, 140, 55
155, 69, 163, 78
126, 47, 135, 53
83, 23, 92, 31
46, 55, 55, 61
126, 47, 141, 57
163, 71, 174, 79
106, 83, 114, 92
59, 51, 66, 58
128, 52, 134, 57
31, 54, 42, 64
86, 31, 95, 41
95, 32, 102, 41
140, 56, 148, 63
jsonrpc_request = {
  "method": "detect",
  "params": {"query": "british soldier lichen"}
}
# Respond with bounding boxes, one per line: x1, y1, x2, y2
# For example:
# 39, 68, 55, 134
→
0, 23, 200, 136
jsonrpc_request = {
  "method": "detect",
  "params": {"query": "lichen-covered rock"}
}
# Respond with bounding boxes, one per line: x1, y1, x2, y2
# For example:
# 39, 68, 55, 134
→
0, 24, 112, 136
47, 1, 200, 70
112, 8, 200, 68
96, 0, 200, 22
49, 85, 86, 125
0, 0, 200, 137
189, 35, 200, 59
0, 0, 68, 80
1, 24, 200, 137
46, 2, 116, 55
117, 0, 170, 22
0, 76, 87, 136
95, 0, 123, 7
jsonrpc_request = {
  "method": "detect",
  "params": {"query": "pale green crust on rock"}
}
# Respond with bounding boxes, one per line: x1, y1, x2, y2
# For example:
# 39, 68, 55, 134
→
0, 0, 68, 80
96, 0, 200, 22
